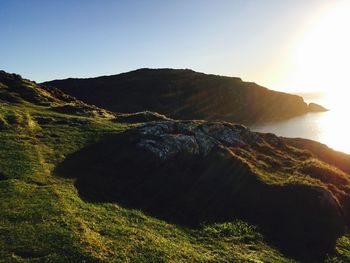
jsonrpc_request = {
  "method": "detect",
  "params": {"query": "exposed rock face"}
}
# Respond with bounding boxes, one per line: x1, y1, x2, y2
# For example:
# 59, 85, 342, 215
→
42, 68, 326, 124
308, 102, 329, 112
136, 121, 259, 159
56, 120, 350, 259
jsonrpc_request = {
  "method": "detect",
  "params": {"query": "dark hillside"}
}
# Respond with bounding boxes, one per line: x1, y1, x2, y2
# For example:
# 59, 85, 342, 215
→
56, 120, 350, 261
42, 68, 326, 125
0, 70, 116, 118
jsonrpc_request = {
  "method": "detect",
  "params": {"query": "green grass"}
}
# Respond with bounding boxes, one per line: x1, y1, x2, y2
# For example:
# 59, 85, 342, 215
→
0, 102, 295, 262
1, 74, 350, 262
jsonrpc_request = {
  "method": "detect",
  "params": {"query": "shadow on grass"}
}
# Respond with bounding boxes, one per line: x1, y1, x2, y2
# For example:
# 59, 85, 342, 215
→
0, 172, 7, 181
55, 132, 345, 261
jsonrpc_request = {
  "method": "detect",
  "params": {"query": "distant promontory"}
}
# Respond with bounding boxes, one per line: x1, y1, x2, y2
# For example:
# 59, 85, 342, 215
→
42, 68, 326, 125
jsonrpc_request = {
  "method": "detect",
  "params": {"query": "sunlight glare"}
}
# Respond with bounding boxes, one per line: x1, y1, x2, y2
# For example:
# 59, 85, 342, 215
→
285, 1, 350, 96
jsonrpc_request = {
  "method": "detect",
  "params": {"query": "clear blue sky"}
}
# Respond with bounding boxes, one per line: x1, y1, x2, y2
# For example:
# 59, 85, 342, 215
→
0, 0, 336, 91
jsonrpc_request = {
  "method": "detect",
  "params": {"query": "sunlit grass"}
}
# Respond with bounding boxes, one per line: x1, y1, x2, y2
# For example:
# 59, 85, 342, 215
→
0, 102, 293, 262
1, 75, 350, 262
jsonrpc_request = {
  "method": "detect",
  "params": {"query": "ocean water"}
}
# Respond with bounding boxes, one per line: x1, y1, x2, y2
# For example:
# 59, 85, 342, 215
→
250, 95, 350, 154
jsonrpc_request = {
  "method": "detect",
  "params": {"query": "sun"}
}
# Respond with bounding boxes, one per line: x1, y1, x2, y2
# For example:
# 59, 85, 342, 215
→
284, 1, 350, 96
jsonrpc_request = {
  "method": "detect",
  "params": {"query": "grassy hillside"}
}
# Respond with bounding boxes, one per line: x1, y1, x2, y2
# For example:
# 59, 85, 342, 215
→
0, 70, 349, 262
0, 71, 295, 262
42, 68, 326, 125
55, 119, 350, 262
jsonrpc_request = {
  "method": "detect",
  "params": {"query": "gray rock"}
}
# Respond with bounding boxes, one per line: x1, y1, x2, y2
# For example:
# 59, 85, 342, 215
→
135, 120, 255, 160
138, 134, 199, 160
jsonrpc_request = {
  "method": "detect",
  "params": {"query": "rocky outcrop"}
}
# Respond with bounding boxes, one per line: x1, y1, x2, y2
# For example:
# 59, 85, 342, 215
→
136, 121, 259, 159
56, 120, 350, 259
42, 68, 326, 124
308, 102, 328, 112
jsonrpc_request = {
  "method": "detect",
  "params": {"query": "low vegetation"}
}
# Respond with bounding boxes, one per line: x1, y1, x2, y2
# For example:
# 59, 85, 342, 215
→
0, 71, 349, 262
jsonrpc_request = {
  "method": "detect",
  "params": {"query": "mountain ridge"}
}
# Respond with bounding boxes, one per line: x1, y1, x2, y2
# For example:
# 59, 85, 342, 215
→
42, 68, 327, 125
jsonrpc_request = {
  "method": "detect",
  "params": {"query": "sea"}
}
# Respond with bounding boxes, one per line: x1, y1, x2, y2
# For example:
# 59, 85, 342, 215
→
250, 93, 350, 154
